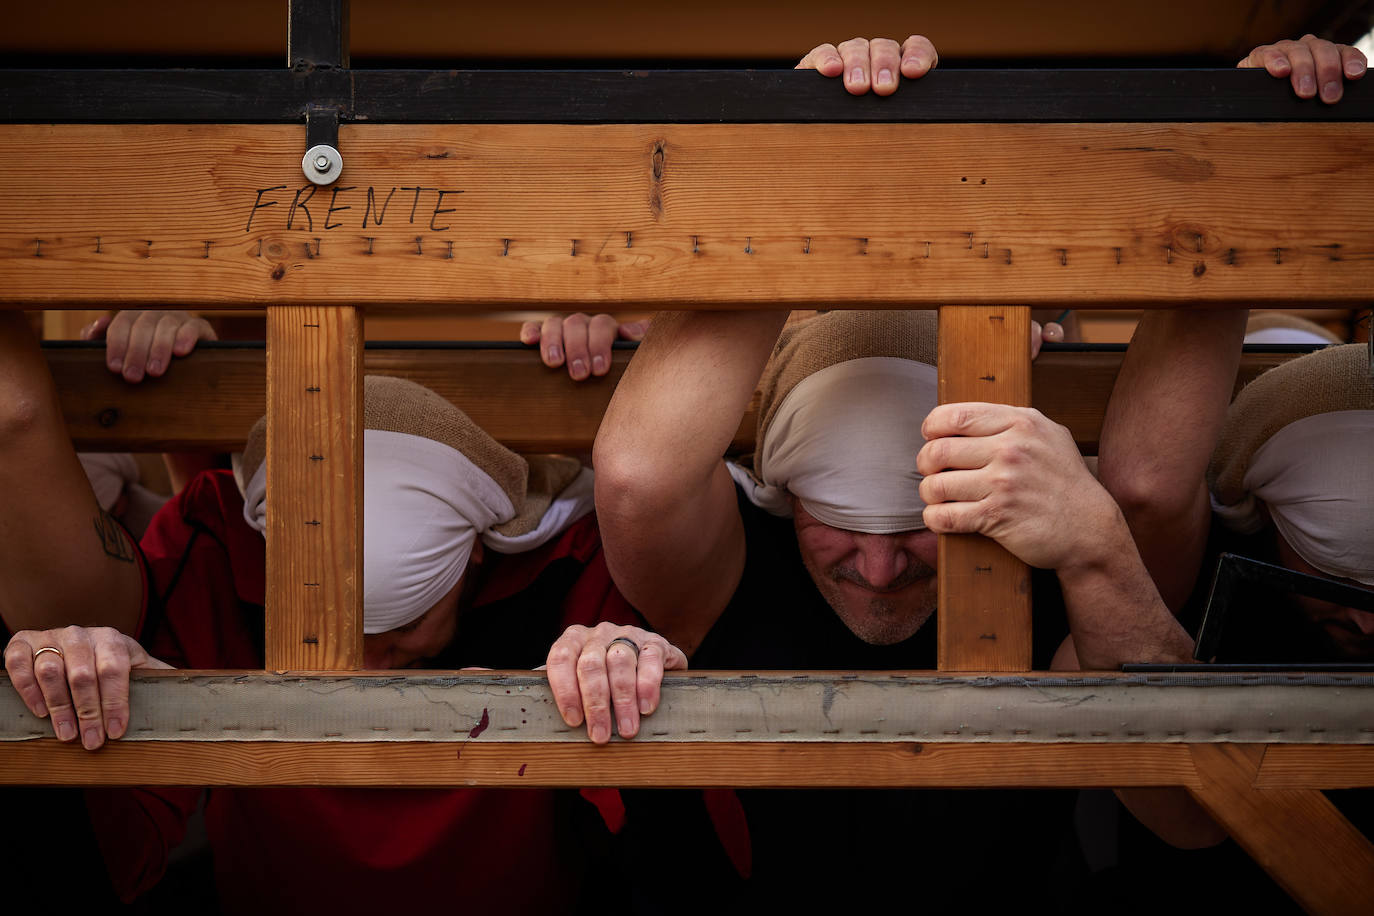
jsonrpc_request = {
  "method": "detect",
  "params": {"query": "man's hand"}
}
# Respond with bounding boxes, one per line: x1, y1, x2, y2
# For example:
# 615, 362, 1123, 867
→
4, 627, 172, 751
917, 403, 1119, 571
1239, 35, 1366, 104
519, 313, 650, 381
83, 310, 217, 383
544, 622, 688, 745
797, 35, 938, 96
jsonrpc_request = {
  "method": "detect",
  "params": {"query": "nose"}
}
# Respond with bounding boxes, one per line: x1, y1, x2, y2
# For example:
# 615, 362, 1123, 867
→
851, 534, 909, 590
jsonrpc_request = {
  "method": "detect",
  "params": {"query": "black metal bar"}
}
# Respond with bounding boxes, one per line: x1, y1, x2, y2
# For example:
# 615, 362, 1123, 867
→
289, 0, 350, 71
1, 68, 1370, 123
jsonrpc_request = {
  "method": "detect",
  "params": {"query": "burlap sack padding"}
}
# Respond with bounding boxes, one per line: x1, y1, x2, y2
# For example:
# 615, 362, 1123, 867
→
1245, 312, 1342, 344
496, 454, 585, 537
240, 376, 570, 530
1209, 343, 1373, 506
749, 310, 939, 476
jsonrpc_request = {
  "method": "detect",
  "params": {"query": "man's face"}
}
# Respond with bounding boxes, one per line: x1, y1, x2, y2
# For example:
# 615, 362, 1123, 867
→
1275, 532, 1374, 660
792, 498, 939, 645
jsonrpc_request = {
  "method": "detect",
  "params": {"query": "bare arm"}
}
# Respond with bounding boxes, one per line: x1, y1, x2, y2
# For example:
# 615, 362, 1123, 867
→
918, 402, 1195, 670
592, 310, 789, 656
1096, 309, 1246, 613
0, 313, 143, 634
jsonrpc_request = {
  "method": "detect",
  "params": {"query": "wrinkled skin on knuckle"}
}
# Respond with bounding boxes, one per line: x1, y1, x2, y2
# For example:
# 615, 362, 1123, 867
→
33, 660, 68, 692
576, 651, 606, 680
94, 656, 126, 681
546, 643, 577, 670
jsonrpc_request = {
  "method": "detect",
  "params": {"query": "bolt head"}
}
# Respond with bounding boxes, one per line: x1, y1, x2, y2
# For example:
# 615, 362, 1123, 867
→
314, 154, 331, 171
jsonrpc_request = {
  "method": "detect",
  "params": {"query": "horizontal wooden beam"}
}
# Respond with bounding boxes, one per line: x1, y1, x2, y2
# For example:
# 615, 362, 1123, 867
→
3, 124, 1371, 308
0, 740, 1205, 788
48, 345, 1297, 453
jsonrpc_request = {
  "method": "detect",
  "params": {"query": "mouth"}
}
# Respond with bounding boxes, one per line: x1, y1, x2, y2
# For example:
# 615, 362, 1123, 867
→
829, 563, 936, 595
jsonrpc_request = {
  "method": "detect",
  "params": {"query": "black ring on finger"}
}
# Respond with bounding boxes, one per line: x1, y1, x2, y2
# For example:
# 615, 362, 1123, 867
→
607, 637, 640, 658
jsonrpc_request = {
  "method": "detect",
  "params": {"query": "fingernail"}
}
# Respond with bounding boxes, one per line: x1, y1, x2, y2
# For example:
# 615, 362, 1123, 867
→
591, 723, 608, 744
147, 359, 161, 375
910, 57, 926, 71
109, 357, 122, 372
562, 707, 581, 726
1347, 60, 1366, 77
108, 717, 124, 739
56, 721, 76, 742
571, 359, 587, 379
82, 726, 102, 750
877, 69, 893, 87
850, 67, 864, 84
1299, 75, 1316, 95
592, 355, 606, 375
549, 345, 562, 363
640, 698, 652, 714
618, 716, 633, 736
1322, 81, 1340, 101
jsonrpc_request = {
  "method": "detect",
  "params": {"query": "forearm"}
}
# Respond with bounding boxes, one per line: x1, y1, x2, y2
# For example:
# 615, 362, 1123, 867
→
1055, 505, 1195, 670
1097, 309, 1246, 610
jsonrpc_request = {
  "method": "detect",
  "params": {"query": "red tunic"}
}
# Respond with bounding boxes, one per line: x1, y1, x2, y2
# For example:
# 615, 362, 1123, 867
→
88, 470, 636, 913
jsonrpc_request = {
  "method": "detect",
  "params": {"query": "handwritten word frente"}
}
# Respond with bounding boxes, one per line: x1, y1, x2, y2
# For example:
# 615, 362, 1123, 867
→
245, 185, 463, 233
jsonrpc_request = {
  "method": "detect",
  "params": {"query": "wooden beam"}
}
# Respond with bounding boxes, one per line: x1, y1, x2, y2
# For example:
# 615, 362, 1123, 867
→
263, 306, 362, 670
2, 124, 1371, 308
1256, 745, 1374, 790
1188, 744, 1374, 914
937, 306, 1034, 671
47, 346, 1298, 453
0, 740, 1202, 788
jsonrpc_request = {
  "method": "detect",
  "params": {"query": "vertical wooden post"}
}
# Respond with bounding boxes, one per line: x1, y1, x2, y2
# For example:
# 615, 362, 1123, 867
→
936, 305, 1033, 671
1189, 744, 1374, 913
265, 305, 363, 671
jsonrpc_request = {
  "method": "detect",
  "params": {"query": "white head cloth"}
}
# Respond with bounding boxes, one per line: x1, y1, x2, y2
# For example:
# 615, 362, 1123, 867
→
1211, 410, 1374, 586
78, 452, 140, 512
728, 357, 938, 534
241, 430, 594, 634
1244, 327, 1337, 346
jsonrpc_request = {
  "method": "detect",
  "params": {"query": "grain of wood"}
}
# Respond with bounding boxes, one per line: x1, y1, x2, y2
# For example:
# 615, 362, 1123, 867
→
937, 306, 1033, 671
264, 306, 362, 670
1189, 743, 1374, 914
0, 740, 1200, 788
3, 124, 1371, 307
1256, 745, 1374, 789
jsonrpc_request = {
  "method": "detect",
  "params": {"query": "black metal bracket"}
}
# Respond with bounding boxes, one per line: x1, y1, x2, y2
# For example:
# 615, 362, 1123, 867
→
1195, 552, 1374, 661
291, 0, 349, 183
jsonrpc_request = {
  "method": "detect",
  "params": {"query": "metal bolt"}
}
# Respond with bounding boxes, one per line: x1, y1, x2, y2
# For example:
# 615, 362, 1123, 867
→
314, 154, 330, 172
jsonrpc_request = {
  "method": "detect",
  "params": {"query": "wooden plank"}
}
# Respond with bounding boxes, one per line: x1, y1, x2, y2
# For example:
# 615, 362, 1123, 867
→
48, 346, 1296, 453
264, 306, 362, 670
0, 740, 1201, 788
937, 306, 1034, 671
1257, 745, 1374, 790
1188, 744, 1374, 915
2, 124, 1371, 308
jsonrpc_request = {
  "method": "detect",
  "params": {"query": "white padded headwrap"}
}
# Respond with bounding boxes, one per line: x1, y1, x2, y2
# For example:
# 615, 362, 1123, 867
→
1212, 410, 1374, 586
241, 430, 594, 634
78, 452, 139, 512
728, 357, 938, 534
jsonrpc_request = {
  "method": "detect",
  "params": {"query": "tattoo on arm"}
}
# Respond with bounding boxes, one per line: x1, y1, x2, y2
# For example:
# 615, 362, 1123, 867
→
94, 509, 136, 563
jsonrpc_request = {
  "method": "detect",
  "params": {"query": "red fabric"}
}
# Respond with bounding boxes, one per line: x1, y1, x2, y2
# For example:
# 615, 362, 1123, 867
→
703, 788, 753, 879
88, 470, 629, 913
